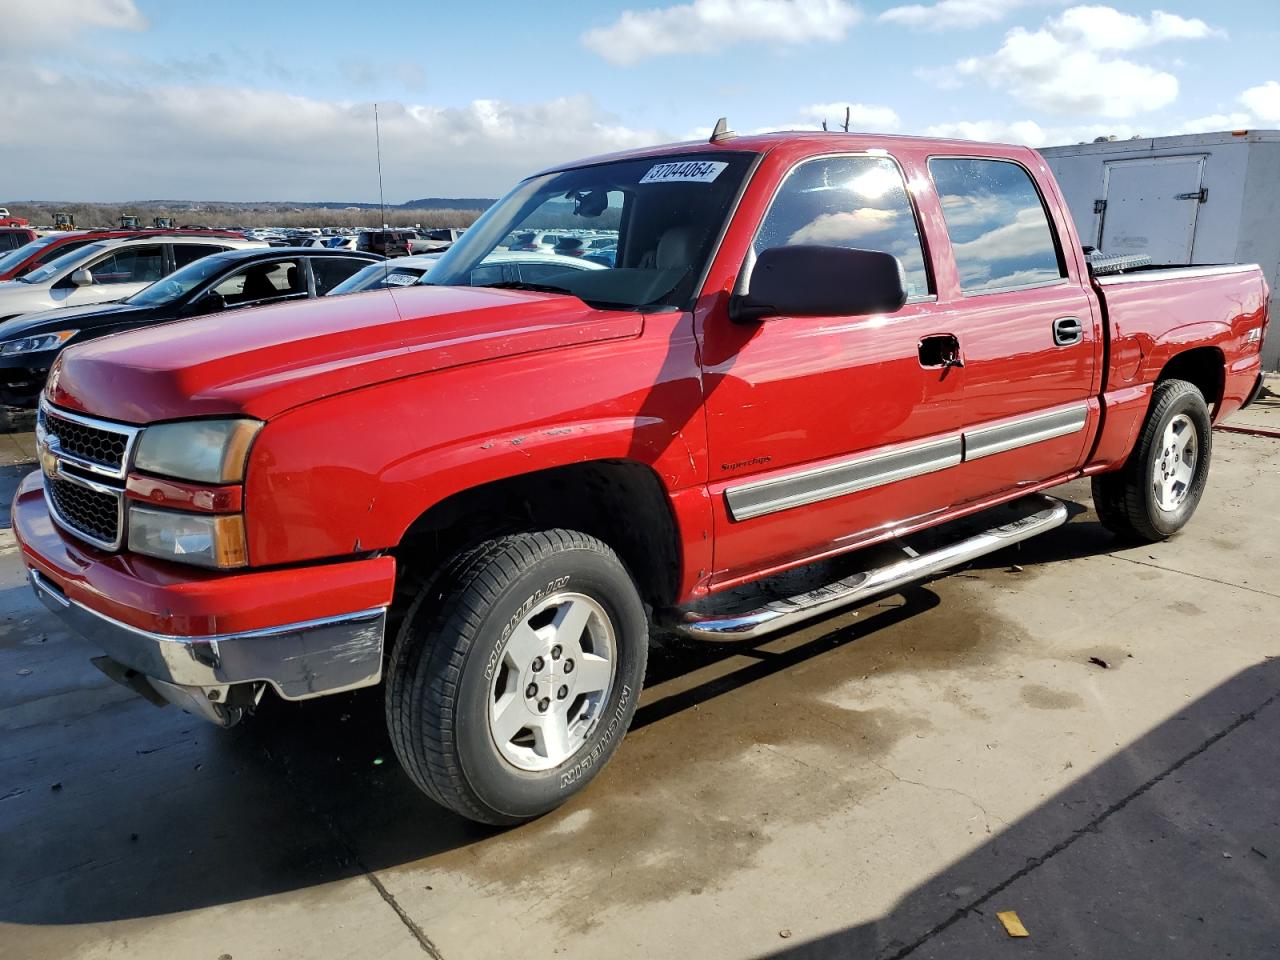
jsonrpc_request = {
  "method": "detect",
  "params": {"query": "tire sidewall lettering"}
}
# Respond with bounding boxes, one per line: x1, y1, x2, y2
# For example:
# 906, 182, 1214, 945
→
559, 682, 631, 789
483, 575, 570, 682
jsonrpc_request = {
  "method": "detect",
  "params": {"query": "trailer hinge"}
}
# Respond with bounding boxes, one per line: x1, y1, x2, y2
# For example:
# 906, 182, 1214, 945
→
1175, 187, 1209, 203
1093, 199, 1107, 215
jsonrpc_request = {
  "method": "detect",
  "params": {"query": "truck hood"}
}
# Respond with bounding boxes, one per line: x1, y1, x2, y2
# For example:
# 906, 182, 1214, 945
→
46, 285, 645, 423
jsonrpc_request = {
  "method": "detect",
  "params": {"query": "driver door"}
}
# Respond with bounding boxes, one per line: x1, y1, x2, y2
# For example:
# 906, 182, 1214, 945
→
700, 154, 965, 585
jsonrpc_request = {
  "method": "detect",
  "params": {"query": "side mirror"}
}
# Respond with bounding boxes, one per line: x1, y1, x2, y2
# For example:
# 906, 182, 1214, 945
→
729, 245, 908, 323
70, 268, 94, 287
190, 292, 226, 315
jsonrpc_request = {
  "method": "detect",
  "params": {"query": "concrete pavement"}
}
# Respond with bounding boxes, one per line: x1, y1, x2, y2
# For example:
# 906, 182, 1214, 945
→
1, 391, 1278, 960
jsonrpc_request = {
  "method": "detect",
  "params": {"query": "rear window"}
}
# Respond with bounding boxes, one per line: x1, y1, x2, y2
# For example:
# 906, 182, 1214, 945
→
928, 158, 1065, 293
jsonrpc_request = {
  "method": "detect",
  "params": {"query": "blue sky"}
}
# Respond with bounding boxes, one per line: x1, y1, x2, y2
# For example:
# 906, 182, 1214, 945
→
3, 0, 1278, 201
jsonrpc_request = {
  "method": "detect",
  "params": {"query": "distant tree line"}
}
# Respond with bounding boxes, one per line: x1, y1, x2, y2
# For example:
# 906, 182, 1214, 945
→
2, 202, 484, 231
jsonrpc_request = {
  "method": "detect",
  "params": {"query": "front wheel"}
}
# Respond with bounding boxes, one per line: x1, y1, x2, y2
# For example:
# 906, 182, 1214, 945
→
1091, 378, 1212, 541
386, 530, 648, 825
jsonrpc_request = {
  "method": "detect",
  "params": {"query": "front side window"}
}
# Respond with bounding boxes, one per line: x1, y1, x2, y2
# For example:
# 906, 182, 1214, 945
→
928, 158, 1064, 294
88, 244, 165, 285
753, 155, 930, 299
213, 259, 305, 305
426, 151, 756, 311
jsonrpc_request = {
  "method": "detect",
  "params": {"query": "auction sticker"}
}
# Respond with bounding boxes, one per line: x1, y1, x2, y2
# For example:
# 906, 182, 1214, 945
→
639, 160, 728, 184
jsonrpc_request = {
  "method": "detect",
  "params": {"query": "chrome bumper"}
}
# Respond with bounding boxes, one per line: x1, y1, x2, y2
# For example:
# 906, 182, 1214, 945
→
28, 568, 386, 702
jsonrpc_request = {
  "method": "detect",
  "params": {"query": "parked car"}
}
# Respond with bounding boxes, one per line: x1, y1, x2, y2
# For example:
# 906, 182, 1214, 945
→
0, 228, 247, 282
357, 229, 416, 258
325, 254, 442, 293
409, 228, 466, 254
0, 247, 380, 407
506, 230, 561, 252
0, 236, 263, 322
0, 228, 38, 253
16, 132, 1268, 828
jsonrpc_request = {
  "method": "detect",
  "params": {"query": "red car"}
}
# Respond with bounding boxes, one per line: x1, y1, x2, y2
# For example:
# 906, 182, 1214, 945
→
0, 227, 38, 254
15, 132, 1269, 825
0, 228, 245, 281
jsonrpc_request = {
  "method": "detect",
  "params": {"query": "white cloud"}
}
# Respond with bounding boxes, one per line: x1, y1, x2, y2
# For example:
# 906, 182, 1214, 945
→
880, 0, 1026, 31
953, 5, 1220, 118
923, 119, 1048, 145
581, 0, 861, 66
1049, 5, 1216, 50
0, 65, 663, 200
2, 0, 146, 50
792, 101, 903, 132
789, 208, 903, 244
1167, 112, 1251, 135
1240, 81, 1280, 125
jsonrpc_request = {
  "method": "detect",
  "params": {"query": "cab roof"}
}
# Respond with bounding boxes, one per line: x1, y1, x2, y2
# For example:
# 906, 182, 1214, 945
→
535, 130, 1036, 177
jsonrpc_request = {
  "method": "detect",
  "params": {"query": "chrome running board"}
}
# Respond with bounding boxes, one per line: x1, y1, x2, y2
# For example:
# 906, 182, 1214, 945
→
663, 494, 1069, 641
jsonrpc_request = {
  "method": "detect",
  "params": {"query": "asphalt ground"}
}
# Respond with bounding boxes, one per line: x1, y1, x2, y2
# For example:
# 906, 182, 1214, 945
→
2, 387, 1278, 960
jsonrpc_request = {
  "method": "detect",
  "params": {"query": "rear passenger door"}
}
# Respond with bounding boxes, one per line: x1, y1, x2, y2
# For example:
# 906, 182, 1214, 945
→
928, 157, 1098, 505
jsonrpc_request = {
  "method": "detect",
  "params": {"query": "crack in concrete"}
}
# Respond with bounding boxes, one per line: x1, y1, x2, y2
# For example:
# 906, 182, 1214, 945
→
866, 758, 1007, 835
1111, 554, 1280, 600
884, 684, 1280, 959
275, 753, 446, 960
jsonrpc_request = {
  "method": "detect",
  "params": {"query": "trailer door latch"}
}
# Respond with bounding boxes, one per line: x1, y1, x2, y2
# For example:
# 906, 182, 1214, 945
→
1175, 187, 1209, 203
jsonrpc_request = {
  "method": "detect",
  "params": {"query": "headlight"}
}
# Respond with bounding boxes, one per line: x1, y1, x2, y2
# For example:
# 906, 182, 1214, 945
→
134, 419, 262, 484
128, 506, 247, 569
0, 330, 77, 355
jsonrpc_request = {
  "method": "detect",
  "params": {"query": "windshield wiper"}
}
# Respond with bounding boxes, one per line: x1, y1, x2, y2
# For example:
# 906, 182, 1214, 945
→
478, 280, 577, 296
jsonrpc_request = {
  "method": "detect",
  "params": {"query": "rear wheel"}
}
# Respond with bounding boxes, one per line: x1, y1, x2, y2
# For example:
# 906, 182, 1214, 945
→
1091, 378, 1212, 541
386, 530, 647, 825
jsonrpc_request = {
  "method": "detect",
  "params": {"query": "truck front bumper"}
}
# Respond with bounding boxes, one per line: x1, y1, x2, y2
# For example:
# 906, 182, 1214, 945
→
13, 471, 396, 721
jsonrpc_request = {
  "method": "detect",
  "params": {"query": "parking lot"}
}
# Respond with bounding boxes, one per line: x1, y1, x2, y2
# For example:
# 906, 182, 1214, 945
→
1, 393, 1277, 960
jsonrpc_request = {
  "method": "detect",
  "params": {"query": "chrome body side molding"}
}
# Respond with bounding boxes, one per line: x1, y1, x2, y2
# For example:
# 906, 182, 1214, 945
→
964, 403, 1088, 461
724, 403, 1090, 521
726, 435, 962, 522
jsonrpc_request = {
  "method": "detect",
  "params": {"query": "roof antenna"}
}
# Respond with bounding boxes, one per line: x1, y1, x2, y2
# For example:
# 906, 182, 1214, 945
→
374, 103, 391, 286
709, 117, 737, 143
821, 118, 828, 131
843, 106, 851, 133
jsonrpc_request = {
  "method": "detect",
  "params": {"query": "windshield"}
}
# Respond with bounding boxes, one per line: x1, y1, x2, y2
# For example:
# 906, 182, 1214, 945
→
327, 261, 435, 295
0, 234, 64, 274
125, 253, 233, 306
426, 151, 755, 311
19, 242, 109, 284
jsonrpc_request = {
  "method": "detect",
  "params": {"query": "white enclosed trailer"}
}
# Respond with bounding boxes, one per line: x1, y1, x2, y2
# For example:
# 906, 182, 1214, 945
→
1040, 130, 1280, 370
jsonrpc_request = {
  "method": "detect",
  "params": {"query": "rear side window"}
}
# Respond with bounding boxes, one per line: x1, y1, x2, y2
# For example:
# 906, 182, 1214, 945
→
753, 156, 930, 298
311, 257, 370, 295
928, 158, 1064, 293
173, 243, 226, 268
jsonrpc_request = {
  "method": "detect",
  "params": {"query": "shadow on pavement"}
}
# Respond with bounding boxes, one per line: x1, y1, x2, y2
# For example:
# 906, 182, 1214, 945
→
766, 657, 1280, 959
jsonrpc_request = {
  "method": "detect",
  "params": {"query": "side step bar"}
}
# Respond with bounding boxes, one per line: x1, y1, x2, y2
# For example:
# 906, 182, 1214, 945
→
663, 495, 1069, 641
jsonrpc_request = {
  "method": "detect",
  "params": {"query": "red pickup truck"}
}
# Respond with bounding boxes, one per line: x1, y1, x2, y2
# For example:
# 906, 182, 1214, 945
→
14, 132, 1268, 825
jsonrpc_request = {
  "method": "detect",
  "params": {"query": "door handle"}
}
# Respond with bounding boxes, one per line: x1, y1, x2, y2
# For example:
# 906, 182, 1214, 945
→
919, 334, 963, 369
1053, 316, 1083, 346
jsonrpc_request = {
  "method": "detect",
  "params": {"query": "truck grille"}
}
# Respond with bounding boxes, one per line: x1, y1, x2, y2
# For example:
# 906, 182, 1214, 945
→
43, 410, 129, 471
37, 403, 141, 550
46, 475, 121, 546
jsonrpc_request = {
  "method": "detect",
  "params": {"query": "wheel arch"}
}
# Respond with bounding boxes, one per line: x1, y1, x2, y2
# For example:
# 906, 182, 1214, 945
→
1155, 346, 1226, 417
394, 458, 684, 610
